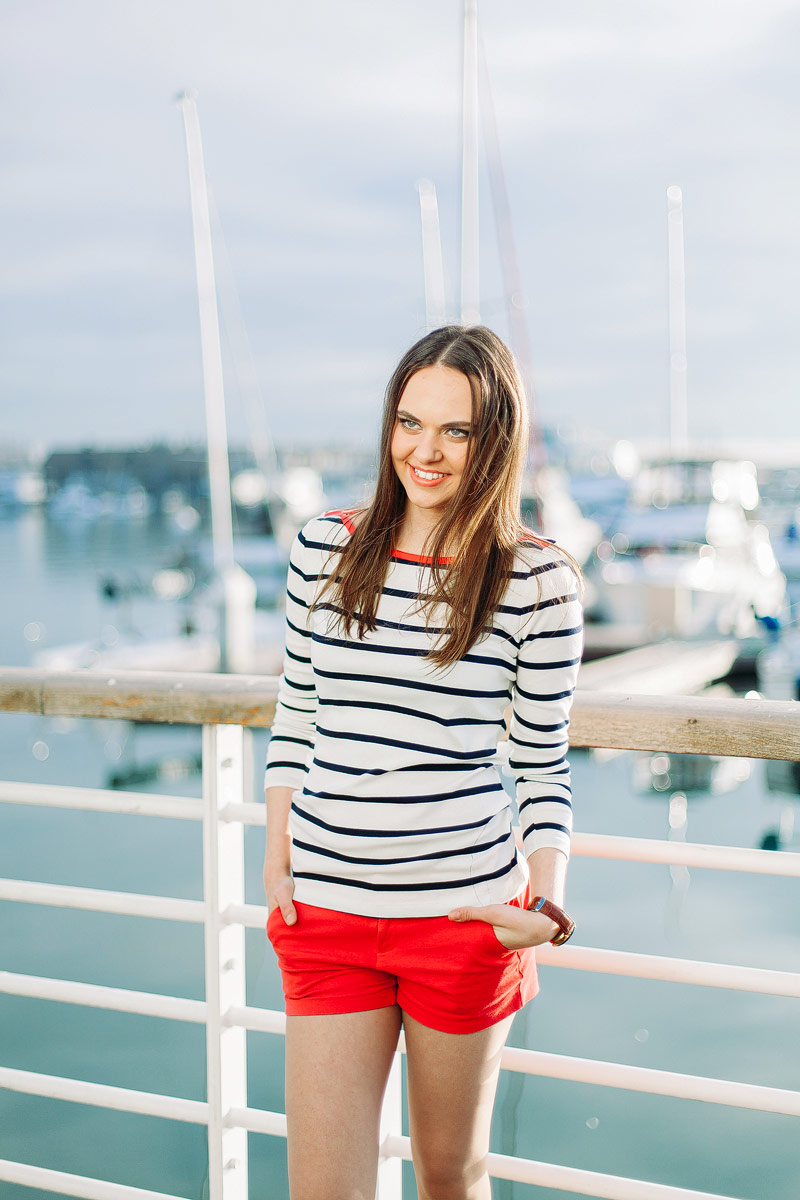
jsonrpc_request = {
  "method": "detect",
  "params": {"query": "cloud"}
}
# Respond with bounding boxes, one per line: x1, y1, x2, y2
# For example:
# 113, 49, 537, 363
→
1, 0, 799, 448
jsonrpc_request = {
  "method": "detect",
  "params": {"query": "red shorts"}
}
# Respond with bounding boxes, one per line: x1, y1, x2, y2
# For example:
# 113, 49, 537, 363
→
266, 889, 538, 1035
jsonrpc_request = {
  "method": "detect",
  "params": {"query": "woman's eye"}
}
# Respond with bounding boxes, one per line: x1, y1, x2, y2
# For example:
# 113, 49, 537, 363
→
400, 418, 420, 431
447, 428, 469, 439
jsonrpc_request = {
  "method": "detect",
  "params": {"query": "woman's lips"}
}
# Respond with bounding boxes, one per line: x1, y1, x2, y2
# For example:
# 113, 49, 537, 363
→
409, 464, 449, 487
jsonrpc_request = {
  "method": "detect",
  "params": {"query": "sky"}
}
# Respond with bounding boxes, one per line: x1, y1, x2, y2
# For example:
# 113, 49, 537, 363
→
1, 0, 799, 454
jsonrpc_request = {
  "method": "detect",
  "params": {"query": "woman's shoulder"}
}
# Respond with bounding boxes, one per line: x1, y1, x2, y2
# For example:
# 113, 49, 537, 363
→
510, 530, 582, 596
294, 509, 363, 553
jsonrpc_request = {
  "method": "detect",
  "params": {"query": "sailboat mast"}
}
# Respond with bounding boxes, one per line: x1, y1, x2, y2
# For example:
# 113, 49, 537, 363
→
417, 179, 447, 331
177, 91, 235, 573
478, 36, 534, 410
667, 184, 688, 453
460, 0, 480, 325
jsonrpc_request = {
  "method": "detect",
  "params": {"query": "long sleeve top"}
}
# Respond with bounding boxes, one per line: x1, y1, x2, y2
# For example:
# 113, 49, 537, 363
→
263, 510, 583, 918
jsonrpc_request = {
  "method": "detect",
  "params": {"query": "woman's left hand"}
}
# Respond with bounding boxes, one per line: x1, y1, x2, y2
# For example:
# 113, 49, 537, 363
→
447, 903, 559, 949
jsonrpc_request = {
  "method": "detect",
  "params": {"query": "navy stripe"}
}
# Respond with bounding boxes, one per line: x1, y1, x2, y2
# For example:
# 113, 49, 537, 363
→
316, 725, 497, 760
518, 656, 582, 671
285, 647, 311, 664
312, 631, 513, 673
292, 829, 511, 867
318, 697, 505, 729
293, 853, 519, 892
291, 799, 500, 839
513, 713, 568, 733
312, 756, 491, 776
522, 821, 571, 836
283, 674, 316, 692
510, 758, 569, 774
518, 795, 572, 813
515, 683, 575, 702
313, 667, 510, 700
301, 781, 505, 805
286, 617, 311, 639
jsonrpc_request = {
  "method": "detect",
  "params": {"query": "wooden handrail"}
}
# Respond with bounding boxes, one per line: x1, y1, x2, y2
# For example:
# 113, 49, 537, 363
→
1, 667, 797, 759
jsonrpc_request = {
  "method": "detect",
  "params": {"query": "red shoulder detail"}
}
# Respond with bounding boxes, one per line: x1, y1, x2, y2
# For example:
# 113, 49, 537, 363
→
323, 508, 358, 534
518, 525, 551, 548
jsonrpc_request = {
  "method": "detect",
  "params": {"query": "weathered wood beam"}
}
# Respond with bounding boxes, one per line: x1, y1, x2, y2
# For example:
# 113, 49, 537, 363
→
0, 668, 797, 760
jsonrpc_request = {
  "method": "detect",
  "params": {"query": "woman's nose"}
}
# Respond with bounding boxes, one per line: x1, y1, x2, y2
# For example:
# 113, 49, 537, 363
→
417, 431, 442, 462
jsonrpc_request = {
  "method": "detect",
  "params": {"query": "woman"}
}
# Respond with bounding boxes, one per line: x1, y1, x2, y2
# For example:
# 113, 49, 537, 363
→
263, 325, 583, 1200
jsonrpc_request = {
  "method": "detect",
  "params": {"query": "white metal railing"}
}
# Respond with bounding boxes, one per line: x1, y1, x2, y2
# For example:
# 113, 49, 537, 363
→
1, 669, 799, 1200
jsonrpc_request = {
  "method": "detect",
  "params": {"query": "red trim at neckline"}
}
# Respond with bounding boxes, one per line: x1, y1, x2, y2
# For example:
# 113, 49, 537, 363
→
324, 510, 549, 562
391, 548, 453, 564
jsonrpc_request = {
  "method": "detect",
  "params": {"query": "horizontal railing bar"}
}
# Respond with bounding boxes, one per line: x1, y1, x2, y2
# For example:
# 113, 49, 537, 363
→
0, 781, 203, 820
226, 1104, 287, 1138
3, 976, 795, 1114
0, 668, 279, 727
2, 667, 799, 760
0, 971, 206, 1024
536, 944, 800, 997
227, 901, 270, 929
571, 832, 800, 877
219, 801, 265, 826
0, 1159, 189, 1200
11, 779, 800, 883
4, 784, 798, 880
499, 1047, 800, 1116
226, 1004, 286, 1035
0, 1067, 208, 1125
380, 1134, 742, 1199
568, 690, 800, 760
0, 972, 288, 1038
0, 879, 204, 923
5, 881, 795, 996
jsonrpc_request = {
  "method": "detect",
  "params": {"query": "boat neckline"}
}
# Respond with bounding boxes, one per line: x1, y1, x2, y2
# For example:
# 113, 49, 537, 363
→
326, 509, 452, 564
324, 508, 549, 564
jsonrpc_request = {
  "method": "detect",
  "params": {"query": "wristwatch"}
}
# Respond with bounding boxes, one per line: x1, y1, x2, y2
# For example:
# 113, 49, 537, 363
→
527, 895, 575, 946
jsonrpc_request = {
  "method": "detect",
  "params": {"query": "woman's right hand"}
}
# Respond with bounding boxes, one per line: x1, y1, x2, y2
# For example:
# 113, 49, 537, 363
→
264, 866, 297, 926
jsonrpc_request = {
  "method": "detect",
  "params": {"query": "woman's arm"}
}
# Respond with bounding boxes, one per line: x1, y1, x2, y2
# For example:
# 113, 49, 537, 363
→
263, 525, 320, 924
264, 785, 297, 924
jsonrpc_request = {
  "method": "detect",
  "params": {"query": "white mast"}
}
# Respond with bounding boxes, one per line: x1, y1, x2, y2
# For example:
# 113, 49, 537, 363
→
177, 91, 255, 674
417, 179, 447, 331
460, 0, 480, 325
667, 184, 688, 453
177, 92, 235, 571
478, 36, 534, 409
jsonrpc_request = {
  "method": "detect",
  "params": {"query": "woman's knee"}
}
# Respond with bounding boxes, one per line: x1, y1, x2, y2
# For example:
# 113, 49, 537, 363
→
413, 1148, 489, 1200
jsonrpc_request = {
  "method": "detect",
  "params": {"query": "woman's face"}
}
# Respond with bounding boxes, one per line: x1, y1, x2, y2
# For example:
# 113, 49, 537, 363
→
390, 364, 474, 519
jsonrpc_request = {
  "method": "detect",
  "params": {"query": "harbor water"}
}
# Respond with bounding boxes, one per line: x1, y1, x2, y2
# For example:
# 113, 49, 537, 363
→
1, 511, 798, 1200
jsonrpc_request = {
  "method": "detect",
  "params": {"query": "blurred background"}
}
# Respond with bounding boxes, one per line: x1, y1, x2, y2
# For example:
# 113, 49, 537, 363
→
2, 2, 800, 1198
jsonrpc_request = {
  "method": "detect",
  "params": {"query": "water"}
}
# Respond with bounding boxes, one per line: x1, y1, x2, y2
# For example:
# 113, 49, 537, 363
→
1, 511, 799, 1200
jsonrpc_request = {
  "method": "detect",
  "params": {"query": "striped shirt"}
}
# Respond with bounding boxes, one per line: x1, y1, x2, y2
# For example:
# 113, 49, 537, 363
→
263, 510, 583, 918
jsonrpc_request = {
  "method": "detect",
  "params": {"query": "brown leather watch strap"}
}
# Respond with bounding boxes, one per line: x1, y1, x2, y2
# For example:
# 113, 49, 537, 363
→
527, 895, 576, 946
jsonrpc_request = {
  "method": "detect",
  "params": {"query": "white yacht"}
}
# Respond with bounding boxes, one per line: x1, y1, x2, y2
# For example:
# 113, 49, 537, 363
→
588, 457, 787, 640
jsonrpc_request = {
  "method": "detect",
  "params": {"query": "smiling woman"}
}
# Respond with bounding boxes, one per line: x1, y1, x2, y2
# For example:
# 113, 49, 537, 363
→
262, 324, 583, 1200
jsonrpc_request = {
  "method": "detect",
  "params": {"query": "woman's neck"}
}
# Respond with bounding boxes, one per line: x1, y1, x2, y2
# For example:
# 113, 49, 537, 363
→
393, 510, 448, 557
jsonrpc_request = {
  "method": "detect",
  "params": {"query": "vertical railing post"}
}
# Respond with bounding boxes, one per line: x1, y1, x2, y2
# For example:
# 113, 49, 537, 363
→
376, 1050, 403, 1199
203, 723, 248, 1200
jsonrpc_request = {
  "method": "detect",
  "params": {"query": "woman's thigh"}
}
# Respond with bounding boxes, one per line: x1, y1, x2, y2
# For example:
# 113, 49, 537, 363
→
404, 1011, 514, 1200
285, 1005, 403, 1200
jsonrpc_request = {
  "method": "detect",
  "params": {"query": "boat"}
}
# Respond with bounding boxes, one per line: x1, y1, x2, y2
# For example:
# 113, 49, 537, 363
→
587, 455, 787, 640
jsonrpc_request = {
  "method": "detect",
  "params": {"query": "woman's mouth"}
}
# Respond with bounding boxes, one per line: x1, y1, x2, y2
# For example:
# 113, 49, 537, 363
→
409, 464, 449, 486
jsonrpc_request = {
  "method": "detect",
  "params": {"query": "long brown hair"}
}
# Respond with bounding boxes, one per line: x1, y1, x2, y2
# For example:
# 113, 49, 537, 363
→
313, 325, 581, 667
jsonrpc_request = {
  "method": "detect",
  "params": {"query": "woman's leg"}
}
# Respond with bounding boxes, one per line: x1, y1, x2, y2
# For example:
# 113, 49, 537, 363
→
285, 1005, 403, 1200
404, 1012, 514, 1200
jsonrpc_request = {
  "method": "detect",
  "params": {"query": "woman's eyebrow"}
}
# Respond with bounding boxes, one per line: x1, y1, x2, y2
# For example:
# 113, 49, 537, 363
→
396, 408, 472, 429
